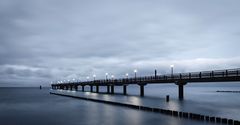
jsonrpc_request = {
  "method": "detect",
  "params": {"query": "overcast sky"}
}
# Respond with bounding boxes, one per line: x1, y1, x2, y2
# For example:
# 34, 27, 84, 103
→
0, 0, 240, 87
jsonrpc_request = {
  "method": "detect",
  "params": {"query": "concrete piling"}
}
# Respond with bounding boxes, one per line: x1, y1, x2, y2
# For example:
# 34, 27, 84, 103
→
107, 85, 110, 93
166, 95, 169, 102
123, 85, 127, 95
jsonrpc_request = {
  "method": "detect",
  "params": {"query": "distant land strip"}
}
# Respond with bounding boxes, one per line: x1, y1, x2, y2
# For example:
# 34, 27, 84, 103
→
50, 91, 240, 125
216, 90, 240, 93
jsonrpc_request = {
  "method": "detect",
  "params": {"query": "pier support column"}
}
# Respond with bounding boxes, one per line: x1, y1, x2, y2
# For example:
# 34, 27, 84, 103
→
70, 85, 73, 91
90, 85, 93, 92
66, 86, 69, 90
74, 85, 78, 91
123, 85, 127, 95
175, 81, 187, 100
138, 84, 146, 97
96, 85, 99, 93
107, 85, 110, 93
111, 85, 114, 94
179, 85, 183, 100
82, 85, 85, 92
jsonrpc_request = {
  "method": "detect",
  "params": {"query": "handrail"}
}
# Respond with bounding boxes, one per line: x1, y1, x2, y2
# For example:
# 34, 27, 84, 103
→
52, 68, 240, 85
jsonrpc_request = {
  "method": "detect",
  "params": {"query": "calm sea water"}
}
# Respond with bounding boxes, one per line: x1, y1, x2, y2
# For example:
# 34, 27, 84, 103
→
0, 82, 240, 125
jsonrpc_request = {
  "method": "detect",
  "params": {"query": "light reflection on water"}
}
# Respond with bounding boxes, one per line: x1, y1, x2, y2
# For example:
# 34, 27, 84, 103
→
127, 96, 143, 105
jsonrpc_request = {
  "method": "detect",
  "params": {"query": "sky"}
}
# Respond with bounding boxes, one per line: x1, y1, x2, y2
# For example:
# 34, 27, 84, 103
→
0, 0, 240, 87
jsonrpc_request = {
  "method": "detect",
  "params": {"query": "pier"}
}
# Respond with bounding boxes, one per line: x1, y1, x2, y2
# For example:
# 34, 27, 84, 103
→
51, 68, 240, 100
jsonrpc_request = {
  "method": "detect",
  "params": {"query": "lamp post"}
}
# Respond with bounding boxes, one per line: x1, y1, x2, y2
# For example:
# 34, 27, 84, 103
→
111, 75, 114, 80
126, 73, 129, 79
93, 74, 96, 81
170, 65, 174, 78
72, 78, 75, 83
105, 73, 108, 80
86, 76, 90, 81
134, 69, 137, 79
78, 78, 81, 82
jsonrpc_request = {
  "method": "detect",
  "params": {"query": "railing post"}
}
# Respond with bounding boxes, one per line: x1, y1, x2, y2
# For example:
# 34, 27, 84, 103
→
199, 72, 202, 78
226, 70, 228, 77
189, 73, 191, 79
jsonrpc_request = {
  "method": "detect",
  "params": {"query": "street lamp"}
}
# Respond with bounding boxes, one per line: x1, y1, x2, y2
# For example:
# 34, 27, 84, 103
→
170, 64, 174, 77
105, 73, 108, 80
126, 73, 129, 79
86, 76, 90, 81
134, 69, 137, 78
93, 74, 96, 81
111, 75, 114, 81
72, 78, 75, 83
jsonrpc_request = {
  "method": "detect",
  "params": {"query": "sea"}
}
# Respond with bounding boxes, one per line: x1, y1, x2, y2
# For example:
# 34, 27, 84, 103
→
0, 82, 240, 125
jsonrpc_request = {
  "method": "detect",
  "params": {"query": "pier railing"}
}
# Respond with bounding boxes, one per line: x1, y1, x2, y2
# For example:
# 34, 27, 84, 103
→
53, 68, 240, 85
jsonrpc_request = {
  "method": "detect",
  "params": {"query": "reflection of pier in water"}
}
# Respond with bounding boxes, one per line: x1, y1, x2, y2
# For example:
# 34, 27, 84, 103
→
51, 68, 240, 100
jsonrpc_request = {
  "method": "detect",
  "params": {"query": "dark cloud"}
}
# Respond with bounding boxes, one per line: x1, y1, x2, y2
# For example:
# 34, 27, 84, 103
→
0, 0, 240, 86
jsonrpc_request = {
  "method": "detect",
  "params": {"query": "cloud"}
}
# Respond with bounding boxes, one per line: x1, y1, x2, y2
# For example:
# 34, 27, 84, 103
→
0, 0, 240, 86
